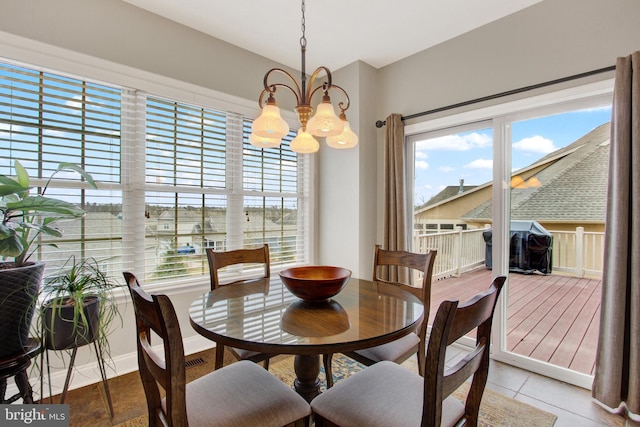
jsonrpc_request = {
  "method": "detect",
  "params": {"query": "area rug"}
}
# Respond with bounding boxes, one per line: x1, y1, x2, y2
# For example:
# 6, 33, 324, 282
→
271, 355, 557, 427
113, 415, 147, 427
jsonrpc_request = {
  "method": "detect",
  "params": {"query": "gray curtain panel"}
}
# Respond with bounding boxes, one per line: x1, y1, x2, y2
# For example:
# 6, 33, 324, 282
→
383, 113, 408, 282
592, 51, 640, 418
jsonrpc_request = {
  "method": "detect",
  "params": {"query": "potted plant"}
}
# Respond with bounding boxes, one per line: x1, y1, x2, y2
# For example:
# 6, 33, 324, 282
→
0, 160, 96, 358
40, 256, 122, 356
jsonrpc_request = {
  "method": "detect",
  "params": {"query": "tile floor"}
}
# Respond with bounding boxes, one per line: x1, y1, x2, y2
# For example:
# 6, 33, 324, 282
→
479, 354, 637, 426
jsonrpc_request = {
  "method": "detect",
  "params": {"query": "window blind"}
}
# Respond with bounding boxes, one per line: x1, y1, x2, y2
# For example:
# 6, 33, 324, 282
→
0, 59, 311, 285
0, 62, 123, 278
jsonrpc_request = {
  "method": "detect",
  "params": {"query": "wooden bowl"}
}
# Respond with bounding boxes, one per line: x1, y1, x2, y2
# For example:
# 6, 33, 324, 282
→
279, 266, 351, 302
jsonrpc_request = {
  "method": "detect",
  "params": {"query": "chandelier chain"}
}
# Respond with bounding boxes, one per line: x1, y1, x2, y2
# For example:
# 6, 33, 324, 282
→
300, 0, 307, 48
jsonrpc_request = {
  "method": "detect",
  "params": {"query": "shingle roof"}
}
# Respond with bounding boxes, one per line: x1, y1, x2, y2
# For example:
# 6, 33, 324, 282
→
419, 185, 477, 209
462, 122, 610, 222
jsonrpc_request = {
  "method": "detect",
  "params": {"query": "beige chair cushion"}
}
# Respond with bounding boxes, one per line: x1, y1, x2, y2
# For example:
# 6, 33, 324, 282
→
163, 360, 310, 427
311, 361, 464, 427
354, 332, 420, 362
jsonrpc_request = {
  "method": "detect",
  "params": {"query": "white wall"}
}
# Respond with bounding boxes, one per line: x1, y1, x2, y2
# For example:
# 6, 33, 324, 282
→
377, 0, 639, 121
317, 61, 379, 278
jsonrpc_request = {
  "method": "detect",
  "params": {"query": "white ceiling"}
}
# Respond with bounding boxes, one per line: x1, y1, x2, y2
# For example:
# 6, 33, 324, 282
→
123, 0, 542, 72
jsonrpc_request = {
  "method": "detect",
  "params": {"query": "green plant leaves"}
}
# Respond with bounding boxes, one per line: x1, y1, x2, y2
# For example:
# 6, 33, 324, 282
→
0, 179, 29, 197
55, 163, 97, 189
0, 234, 23, 257
5, 195, 86, 217
14, 160, 30, 187
0, 160, 96, 265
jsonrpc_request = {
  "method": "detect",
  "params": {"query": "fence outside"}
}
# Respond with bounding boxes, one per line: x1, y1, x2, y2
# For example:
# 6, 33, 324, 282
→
414, 226, 604, 280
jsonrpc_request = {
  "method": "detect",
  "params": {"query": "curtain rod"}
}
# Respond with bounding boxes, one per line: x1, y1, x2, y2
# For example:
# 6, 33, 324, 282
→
375, 65, 616, 128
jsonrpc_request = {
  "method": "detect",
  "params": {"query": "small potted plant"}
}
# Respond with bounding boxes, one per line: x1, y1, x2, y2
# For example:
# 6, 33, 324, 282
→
0, 160, 96, 358
40, 256, 122, 357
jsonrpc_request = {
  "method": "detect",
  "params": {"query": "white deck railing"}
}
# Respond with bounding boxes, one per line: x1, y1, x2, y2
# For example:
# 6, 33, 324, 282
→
414, 226, 604, 280
547, 227, 605, 278
414, 228, 487, 280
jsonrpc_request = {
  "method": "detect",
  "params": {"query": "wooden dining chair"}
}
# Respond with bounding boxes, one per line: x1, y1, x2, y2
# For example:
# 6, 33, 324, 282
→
322, 244, 437, 387
123, 272, 311, 427
311, 275, 506, 427
206, 244, 276, 370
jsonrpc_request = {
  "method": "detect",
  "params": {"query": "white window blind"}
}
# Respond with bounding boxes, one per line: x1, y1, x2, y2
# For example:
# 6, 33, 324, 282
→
1, 60, 311, 286
0, 62, 123, 278
242, 119, 306, 264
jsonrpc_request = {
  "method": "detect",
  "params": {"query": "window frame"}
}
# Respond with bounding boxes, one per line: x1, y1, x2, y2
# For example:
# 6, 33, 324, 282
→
0, 38, 314, 294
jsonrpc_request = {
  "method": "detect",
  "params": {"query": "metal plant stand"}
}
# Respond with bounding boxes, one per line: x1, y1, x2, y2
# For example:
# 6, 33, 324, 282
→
40, 337, 114, 417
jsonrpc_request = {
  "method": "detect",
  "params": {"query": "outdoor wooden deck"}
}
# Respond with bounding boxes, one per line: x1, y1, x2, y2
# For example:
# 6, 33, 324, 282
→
430, 268, 601, 376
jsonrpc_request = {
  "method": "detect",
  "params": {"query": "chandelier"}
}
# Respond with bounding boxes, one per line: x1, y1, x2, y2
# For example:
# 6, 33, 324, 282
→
249, 0, 358, 154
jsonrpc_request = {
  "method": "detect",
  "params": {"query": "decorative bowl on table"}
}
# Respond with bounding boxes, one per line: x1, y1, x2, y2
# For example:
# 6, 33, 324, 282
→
279, 266, 351, 302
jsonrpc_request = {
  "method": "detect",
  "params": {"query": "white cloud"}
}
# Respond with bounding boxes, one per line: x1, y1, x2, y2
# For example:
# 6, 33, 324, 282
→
581, 105, 612, 113
43, 129, 67, 137
513, 135, 557, 154
415, 151, 428, 159
0, 123, 23, 138
415, 132, 492, 151
439, 166, 454, 173
464, 158, 493, 169
66, 95, 83, 111
415, 160, 429, 170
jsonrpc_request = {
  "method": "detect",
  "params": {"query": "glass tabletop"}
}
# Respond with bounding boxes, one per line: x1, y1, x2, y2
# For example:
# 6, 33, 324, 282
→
189, 276, 424, 355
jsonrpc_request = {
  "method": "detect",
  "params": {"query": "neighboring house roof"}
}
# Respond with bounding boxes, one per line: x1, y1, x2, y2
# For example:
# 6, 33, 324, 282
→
462, 123, 610, 223
419, 185, 477, 208
190, 210, 287, 236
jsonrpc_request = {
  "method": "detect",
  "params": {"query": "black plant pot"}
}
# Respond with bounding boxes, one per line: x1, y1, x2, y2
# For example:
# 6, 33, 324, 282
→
0, 261, 45, 359
42, 295, 101, 350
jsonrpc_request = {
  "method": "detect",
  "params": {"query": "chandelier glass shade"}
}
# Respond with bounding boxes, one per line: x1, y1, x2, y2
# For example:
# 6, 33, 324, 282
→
326, 118, 358, 149
290, 129, 320, 154
251, 101, 290, 139
249, 132, 282, 149
249, 0, 358, 154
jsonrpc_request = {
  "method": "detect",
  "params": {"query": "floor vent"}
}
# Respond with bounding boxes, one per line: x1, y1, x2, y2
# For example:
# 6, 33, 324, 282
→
185, 357, 206, 369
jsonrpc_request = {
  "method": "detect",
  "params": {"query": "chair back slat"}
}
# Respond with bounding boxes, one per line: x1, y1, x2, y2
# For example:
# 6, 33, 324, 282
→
123, 272, 188, 426
205, 245, 274, 370
422, 275, 506, 427
447, 282, 504, 344
371, 244, 438, 377
441, 343, 486, 398
372, 244, 436, 305
206, 244, 270, 289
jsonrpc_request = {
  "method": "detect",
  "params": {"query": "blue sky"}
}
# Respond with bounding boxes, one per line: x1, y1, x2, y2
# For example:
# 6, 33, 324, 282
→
413, 106, 612, 206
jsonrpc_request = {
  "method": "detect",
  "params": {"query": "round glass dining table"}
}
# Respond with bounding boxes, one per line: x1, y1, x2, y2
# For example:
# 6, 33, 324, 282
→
189, 275, 423, 402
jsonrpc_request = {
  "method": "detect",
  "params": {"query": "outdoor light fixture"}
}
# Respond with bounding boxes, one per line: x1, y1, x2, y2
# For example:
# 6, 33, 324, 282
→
249, 0, 358, 153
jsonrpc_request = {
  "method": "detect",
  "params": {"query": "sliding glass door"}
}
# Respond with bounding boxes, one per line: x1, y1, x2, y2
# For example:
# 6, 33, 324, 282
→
496, 102, 611, 387
407, 81, 613, 388
410, 122, 493, 338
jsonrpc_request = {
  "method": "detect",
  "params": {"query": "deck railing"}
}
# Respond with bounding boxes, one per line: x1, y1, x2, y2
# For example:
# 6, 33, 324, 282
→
547, 227, 605, 278
414, 226, 604, 280
414, 228, 487, 280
